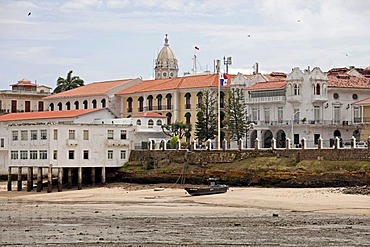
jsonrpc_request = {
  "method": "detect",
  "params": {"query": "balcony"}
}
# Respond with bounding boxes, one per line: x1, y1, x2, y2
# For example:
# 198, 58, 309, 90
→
246, 96, 286, 104
105, 139, 129, 147
286, 95, 302, 103
66, 139, 78, 146
257, 119, 358, 127
311, 94, 328, 103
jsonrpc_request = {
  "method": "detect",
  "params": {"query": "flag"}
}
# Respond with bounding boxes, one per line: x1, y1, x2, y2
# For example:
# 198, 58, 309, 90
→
194, 46, 200, 50
219, 73, 229, 86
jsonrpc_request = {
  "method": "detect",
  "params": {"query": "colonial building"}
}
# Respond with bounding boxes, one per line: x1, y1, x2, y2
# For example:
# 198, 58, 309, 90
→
0, 79, 51, 115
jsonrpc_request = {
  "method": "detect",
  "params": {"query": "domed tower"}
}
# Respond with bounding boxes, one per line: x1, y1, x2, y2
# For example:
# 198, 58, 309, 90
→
154, 34, 179, 79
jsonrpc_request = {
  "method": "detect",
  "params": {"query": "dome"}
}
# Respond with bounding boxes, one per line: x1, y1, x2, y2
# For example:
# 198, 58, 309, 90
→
154, 34, 179, 79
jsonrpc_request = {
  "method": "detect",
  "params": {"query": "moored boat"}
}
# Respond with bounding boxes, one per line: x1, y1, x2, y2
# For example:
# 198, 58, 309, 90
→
184, 178, 228, 196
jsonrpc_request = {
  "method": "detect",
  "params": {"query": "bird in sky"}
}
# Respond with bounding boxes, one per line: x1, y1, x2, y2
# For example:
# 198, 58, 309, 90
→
345, 53, 349, 56
247, 34, 251, 37
28, 12, 31, 16
297, 19, 301, 22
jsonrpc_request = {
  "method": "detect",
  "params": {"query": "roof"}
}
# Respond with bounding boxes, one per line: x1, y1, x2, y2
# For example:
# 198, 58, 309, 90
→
327, 74, 370, 89
132, 112, 167, 118
0, 109, 102, 122
10, 79, 37, 87
352, 98, 370, 106
116, 74, 234, 95
44, 79, 133, 99
245, 80, 286, 90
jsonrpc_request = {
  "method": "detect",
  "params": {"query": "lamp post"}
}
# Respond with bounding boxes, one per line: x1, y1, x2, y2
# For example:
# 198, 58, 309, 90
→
291, 111, 300, 148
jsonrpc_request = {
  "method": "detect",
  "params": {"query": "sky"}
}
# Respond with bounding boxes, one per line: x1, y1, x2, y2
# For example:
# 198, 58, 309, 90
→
0, 0, 370, 90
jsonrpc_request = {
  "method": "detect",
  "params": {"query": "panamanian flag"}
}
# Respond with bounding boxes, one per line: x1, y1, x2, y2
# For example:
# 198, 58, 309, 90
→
219, 73, 229, 86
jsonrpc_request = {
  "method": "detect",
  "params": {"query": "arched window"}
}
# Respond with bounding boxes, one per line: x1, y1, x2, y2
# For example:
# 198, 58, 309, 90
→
165, 93, 172, 110
220, 92, 225, 108
156, 94, 162, 110
74, 101, 79, 110
57, 102, 62, 111
166, 112, 172, 125
66, 101, 71, 110
148, 119, 154, 128
138, 97, 144, 112
316, 84, 321, 95
127, 97, 133, 112
197, 92, 203, 106
101, 98, 106, 108
293, 84, 299, 95
83, 100, 88, 109
92, 99, 97, 108
220, 111, 225, 128
147, 95, 153, 111
49, 103, 54, 111
185, 112, 191, 124
136, 119, 141, 126
156, 119, 162, 126
184, 93, 191, 109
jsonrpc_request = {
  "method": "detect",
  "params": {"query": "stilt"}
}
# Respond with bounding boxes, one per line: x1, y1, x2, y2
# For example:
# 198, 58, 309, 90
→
47, 165, 52, 193
78, 167, 82, 190
7, 167, 12, 191
67, 168, 72, 189
17, 167, 22, 191
101, 167, 106, 185
58, 168, 63, 192
27, 167, 33, 192
91, 167, 95, 185
37, 167, 42, 192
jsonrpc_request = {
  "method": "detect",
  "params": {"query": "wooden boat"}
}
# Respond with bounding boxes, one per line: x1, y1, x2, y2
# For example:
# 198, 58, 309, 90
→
184, 178, 228, 196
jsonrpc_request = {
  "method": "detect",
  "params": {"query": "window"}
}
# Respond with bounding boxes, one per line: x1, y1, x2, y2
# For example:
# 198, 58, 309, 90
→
40, 130, 47, 140
264, 108, 270, 123
278, 107, 283, 123
83, 150, 89, 160
138, 97, 144, 112
92, 99, 97, 108
83, 100, 88, 109
39, 150, 47, 160
120, 130, 127, 140
157, 95, 162, 110
127, 97, 133, 112
252, 108, 260, 121
120, 150, 126, 160
11, 151, 18, 160
31, 130, 37, 140
315, 84, 321, 95
314, 106, 320, 122
185, 93, 191, 109
20, 150, 28, 159
53, 150, 57, 160
69, 130, 75, 140
30, 150, 37, 159
53, 129, 58, 140
66, 101, 71, 110
166, 94, 172, 110
107, 150, 113, 160
107, 130, 114, 140
68, 150, 74, 160
314, 134, 320, 145
293, 84, 300, 95
333, 93, 339, 99
147, 95, 153, 111
354, 107, 360, 123
101, 98, 106, 108
157, 120, 162, 126
21, 130, 28, 141
12, 131, 18, 141
148, 119, 154, 128
293, 109, 300, 123
334, 106, 340, 124
352, 94, 358, 100
136, 119, 141, 126
83, 130, 89, 140
0, 138, 4, 148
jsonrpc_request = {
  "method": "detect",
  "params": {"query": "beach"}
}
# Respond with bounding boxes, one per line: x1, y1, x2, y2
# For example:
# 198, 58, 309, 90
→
0, 182, 369, 246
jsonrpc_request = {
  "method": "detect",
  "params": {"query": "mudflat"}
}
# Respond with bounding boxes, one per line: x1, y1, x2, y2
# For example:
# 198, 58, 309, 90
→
0, 183, 369, 246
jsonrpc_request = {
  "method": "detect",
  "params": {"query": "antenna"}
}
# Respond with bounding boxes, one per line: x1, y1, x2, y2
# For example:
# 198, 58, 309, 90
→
223, 56, 232, 74
192, 55, 197, 74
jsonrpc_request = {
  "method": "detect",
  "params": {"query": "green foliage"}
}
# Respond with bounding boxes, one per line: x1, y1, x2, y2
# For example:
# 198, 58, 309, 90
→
168, 136, 179, 149
161, 121, 192, 140
53, 70, 84, 94
195, 89, 217, 143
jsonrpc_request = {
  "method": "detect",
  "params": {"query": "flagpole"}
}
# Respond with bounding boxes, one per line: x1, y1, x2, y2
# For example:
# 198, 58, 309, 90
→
218, 73, 221, 150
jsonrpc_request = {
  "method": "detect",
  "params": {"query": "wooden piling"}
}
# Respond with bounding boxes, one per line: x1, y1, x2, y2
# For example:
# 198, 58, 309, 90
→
37, 167, 42, 192
17, 167, 22, 191
78, 167, 82, 190
58, 168, 63, 192
27, 167, 33, 192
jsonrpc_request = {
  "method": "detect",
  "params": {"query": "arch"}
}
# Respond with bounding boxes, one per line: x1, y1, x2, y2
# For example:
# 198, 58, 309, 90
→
166, 112, 172, 125
263, 130, 273, 148
147, 95, 153, 111
127, 97, 133, 112
353, 129, 360, 140
138, 97, 144, 112
57, 102, 62, 111
148, 119, 154, 128
156, 119, 162, 126
250, 130, 257, 148
92, 99, 97, 108
165, 93, 172, 110
66, 101, 71, 110
101, 98, 106, 108
74, 101, 79, 110
185, 112, 191, 124
49, 103, 54, 111
197, 91, 203, 105
334, 129, 341, 137
276, 130, 286, 148
136, 119, 141, 126
83, 100, 88, 109
185, 92, 191, 109
293, 84, 299, 95
156, 94, 162, 110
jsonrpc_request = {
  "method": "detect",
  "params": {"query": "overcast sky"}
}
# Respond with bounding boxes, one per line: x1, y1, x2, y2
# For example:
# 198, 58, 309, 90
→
1, 0, 369, 90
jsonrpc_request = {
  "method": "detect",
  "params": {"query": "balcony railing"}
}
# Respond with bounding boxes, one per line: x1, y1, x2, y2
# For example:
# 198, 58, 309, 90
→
246, 96, 286, 104
256, 119, 362, 126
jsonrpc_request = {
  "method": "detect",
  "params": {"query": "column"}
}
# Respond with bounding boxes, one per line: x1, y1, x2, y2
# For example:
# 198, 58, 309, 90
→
27, 167, 33, 192
78, 167, 82, 190
7, 167, 12, 191
91, 167, 96, 186
101, 166, 106, 185
58, 168, 63, 192
17, 167, 22, 191
37, 167, 42, 192
47, 165, 52, 193
67, 168, 72, 189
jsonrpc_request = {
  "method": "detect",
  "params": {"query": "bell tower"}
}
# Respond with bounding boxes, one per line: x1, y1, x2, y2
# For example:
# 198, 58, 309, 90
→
154, 34, 179, 79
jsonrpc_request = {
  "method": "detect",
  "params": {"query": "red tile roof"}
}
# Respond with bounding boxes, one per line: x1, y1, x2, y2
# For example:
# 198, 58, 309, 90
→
45, 79, 133, 99
0, 109, 102, 122
10, 79, 37, 87
327, 74, 370, 89
132, 112, 167, 118
245, 81, 286, 90
352, 98, 370, 106
116, 74, 234, 95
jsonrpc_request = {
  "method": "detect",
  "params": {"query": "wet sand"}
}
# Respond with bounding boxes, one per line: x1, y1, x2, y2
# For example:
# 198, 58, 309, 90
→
0, 183, 369, 246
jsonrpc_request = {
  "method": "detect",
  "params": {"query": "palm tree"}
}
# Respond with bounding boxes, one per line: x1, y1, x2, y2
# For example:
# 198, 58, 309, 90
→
53, 70, 84, 93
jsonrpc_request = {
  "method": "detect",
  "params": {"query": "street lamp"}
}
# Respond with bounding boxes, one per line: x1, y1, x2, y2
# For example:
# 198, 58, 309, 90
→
291, 111, 300, 148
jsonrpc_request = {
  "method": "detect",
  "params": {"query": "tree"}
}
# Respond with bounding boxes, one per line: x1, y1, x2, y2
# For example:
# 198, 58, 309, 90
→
225, 87, 248, 148
194, 89, 218, 143
53, 70, 84, 94
161, 121, 192, 140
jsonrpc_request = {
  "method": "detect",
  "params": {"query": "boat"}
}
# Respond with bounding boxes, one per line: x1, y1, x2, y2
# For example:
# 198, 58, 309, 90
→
184, 178, 228, 196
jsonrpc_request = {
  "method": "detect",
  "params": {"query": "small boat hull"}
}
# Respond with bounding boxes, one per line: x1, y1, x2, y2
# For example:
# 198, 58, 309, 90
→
184, 185, 228, 196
